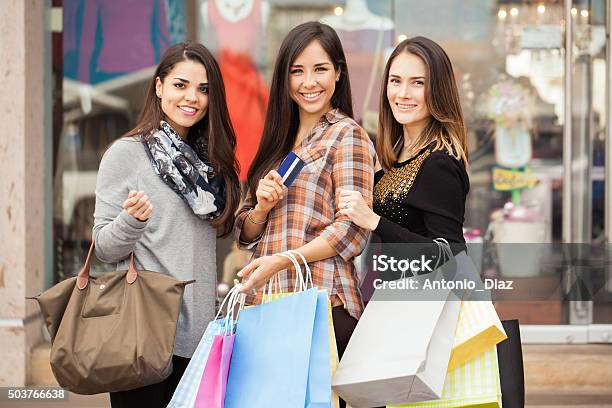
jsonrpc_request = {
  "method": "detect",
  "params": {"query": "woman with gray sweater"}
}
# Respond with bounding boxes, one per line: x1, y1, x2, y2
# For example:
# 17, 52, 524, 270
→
92, 42, 240, 408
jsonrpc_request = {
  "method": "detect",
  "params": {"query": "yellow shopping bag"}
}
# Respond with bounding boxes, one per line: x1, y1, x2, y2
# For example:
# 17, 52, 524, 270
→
389, 346, 502, 408
448, 300, 507, 371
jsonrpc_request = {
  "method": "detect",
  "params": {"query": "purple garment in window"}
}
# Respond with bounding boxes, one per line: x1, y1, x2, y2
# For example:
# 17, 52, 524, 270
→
77, 0, 171, 83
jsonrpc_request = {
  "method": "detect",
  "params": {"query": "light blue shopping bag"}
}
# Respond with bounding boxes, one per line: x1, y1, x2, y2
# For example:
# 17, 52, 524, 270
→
306, 289, 333, 408
224, 287, 319, 408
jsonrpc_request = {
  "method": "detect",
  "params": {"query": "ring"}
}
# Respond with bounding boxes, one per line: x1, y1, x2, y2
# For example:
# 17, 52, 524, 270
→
341, 202, 349, 209
250, 288, 257, 295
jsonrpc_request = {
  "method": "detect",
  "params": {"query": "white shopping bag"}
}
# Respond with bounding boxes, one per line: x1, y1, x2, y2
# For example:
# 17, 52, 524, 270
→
332, 243, 467, 407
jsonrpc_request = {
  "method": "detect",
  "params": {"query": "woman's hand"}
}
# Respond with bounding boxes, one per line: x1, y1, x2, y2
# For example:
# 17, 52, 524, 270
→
122, 190, 153, 221
254, 170, 286, 214
337, 188, 380, 231
237, 255, 289, 294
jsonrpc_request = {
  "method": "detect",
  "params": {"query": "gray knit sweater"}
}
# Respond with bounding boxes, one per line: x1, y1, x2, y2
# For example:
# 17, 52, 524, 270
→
93, 138, 217, 358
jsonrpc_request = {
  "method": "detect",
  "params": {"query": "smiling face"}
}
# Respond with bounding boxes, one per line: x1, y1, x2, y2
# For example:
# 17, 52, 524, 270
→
289, 40, 340, 123
386, 52, 431, 138
155, 59, 209, 138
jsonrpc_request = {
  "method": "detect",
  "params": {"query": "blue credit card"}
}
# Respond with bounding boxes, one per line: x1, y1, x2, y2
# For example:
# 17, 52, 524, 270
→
277, 151, 305, 187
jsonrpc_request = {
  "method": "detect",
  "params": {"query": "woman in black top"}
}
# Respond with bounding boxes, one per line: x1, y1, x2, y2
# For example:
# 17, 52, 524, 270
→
338, 38, 526, 407
337, 36, 469, 246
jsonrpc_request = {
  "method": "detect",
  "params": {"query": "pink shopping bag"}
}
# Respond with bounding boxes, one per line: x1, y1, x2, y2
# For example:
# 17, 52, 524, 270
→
194, 333, 235, 408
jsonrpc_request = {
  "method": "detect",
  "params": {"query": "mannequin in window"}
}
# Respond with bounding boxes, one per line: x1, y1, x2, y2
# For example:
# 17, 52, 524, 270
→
321, 0, 394, 131
200, 0, 270, 180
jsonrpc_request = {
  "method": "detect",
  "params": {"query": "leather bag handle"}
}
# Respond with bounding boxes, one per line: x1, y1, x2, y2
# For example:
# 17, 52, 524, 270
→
76, 240, 138, 290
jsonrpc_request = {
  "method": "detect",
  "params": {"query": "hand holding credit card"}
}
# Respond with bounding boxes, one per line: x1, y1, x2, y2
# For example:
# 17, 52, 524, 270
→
277, 151, 305, 187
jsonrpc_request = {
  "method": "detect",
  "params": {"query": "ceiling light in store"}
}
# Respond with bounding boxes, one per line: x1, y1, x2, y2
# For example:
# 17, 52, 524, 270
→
571, 7, 578, 16
334, 6, 343, 16
397, 34, 408, 43
537, 4, 545, 14
581, 9, 589, 18
509, 7, 519, 17
498, 9, 507, 19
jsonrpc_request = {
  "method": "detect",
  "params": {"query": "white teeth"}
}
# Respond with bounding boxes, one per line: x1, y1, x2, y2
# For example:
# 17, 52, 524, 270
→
179, 106, 196, 113
397, 103, 417, 110
302, 91, 322, 100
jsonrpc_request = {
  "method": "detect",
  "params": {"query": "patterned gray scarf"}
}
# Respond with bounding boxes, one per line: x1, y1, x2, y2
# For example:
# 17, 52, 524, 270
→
144, 121, 225, 220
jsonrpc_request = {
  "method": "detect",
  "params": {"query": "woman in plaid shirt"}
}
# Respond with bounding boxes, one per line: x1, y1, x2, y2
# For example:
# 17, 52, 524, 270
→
234, 20, 375, 393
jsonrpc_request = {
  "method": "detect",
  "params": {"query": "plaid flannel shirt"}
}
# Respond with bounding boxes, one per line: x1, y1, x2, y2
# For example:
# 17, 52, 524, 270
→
234, 109, 375, 319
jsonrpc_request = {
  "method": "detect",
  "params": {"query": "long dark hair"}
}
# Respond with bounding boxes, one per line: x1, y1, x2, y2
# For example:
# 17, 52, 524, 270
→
377, 36, 468, 171
125, 41, 240, 237
246, 21, 353, 197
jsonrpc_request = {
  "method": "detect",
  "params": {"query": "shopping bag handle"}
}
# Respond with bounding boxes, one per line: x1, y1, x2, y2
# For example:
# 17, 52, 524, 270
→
215, 284, 245, 321
282, 250, 314, 292
288, 250, 313, 289
224, 285, 245, 335
433, 237, 453, 270
262, 270, 282, 303
76, 240, 138, 290
402, 238, 453, 280
260, 250, 314, 304
214, 284, 238, 321
279, 252, 306, 292
259, 252, 303, 304
226, 287, 245, 335
214, 284, 245, 334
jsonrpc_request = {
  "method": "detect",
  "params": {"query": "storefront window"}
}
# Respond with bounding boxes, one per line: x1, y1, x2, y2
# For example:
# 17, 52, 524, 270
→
54, 0, 611, 328
55, 0, 189, 279
399, 1, 567, 323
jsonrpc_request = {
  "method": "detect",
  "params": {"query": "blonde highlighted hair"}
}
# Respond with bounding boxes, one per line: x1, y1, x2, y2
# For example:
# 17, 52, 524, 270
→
377, 36, 468, 171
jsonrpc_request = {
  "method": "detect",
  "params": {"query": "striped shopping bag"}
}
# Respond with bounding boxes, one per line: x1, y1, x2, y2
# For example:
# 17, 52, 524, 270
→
448, 301, 507, 371
168, 285, 242, 408
167, 319, 227, 408
389, 347, 502, 408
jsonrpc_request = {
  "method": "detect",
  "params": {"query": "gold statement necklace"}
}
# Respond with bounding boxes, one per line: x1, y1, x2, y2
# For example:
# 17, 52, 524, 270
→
373, 148, 431, 206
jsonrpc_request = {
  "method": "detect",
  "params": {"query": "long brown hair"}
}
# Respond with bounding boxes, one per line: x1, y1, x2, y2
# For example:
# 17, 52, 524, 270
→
124, 41, 240, 237
246, 21, 353, 197
377, 36, 468, 171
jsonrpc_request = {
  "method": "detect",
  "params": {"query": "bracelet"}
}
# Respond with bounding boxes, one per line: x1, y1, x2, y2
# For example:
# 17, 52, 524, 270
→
247, 208, 268, 225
